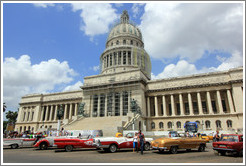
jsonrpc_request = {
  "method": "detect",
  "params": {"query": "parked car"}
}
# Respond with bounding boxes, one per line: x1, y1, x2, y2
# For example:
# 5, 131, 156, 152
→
200, 134, 210, 142
93, 133, 153, 153
213, 134, 243, 156
3, 137, 36, 149
151, 137, 207, 154
33, 136, 77, 150
54, 135, 96, 152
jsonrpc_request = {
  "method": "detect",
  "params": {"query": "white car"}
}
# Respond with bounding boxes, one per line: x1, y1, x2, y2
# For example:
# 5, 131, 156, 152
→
93, 133, 153, 153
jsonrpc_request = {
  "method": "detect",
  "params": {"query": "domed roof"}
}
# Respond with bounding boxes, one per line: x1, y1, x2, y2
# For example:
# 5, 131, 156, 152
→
107, 10, 143, 41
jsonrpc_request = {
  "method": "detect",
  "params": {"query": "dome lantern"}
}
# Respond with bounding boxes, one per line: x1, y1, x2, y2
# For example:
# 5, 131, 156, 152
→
121, 10, 129, 24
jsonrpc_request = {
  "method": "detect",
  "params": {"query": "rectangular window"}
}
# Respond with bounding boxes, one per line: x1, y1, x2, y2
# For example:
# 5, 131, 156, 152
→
107, 93, 113, 116
176, 103, 180, 115
123, 92, 128, 116
202, 101, 207, 114
212, 101, 217, 113
222, 100, 227, 113
114, 53, 117, 65
161, 104, 163, 116
93, 95, 98, 117
115, 93, 120, 116
185, 102, 189, 115
128, 51, 131, 65
168, 104, 172, 116
123, 51, 126, 65
100, 94, 105, 117
118, 52, 121, 65
193, 102, 198, 114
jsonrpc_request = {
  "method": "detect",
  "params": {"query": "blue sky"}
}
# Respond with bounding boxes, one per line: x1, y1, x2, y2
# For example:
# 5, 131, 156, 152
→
2, 2, 244, 114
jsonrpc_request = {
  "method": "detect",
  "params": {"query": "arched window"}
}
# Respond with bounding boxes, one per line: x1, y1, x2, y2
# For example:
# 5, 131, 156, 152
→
130, 40, 133, 45
205, 120, 210, 129
116, 40, 119, 45
24, 126, 26, 131
28, 126, 31, 131
159, 122, 164, 129
20, 126, 22, 133
195, 121, 200, 124
168, 122, 172, 129
151, 122, 155, 129
176, 121, 181, 128
216, 120, 222, 129
227, 120, 232, 128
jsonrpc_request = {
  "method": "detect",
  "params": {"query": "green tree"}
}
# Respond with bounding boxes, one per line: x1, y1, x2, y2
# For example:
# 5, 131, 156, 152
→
3, 121, 8, 131
3, 102, 6, 112
6, 111, 18, 124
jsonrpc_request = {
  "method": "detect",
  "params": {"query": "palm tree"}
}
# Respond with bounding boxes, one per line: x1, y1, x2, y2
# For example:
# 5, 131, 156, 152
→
3, 103, 6, 112
6, 111, 18, 124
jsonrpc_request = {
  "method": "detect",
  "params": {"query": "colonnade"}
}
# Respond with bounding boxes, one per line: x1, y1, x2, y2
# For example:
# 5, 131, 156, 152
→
147, 89, 235, 117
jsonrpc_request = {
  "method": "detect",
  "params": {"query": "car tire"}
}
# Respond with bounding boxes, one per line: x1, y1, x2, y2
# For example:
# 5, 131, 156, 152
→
39, 142, 48, 150
169, 146, 178, 154
198, 144, 205, 152
144, 143, 150, 151
65, 145, 73, 152
11, 144, 19, 149
218, 151, 226, 156
109, 144, 117, 153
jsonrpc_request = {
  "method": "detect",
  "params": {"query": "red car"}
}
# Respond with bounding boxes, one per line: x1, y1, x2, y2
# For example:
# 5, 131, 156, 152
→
54, 135, 96, 152
213, 134, 243, 156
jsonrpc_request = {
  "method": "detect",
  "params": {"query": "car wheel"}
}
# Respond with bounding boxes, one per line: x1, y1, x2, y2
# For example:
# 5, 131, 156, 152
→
144, 143, 150, 151
109, 144, 117, 153
198, 144, 205, 152
39, 142, 48, 150
218, 151, 226, 156
11, 144, 19, 149
169, 146, 178, 154
65, 145, 73, 152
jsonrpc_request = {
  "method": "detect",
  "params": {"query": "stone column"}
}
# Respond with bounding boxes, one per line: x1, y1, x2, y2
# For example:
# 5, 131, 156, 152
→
188, 93, 194, 115
226, 89, 235, 113
50, 105, 54, 121
120, 93, 123, 116
54, 105, 58, 121
75, 103, 78, 116
63, 104, 68, 120
197, 92, 203, 115
105, 94, 108, 117
162, 95, 166, 117
154, 96, 158, 117
126, 51, 128, 65
112, 53, 115, 66
147, 97, 151, 117
206, 91, 213, 114
216, 90, 223, 114
40, 106, 44, 122
69, 103, 73, 119
45, 106, 49, 122
98, 97, 101, 117
171, 94, 175, 116
121, 51, 123, 65
231, 85, 243, 113
179, 94, 184, 116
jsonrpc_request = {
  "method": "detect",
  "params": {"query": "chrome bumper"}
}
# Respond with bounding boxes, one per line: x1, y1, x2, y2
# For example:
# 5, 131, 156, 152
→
152, 146, 168, 150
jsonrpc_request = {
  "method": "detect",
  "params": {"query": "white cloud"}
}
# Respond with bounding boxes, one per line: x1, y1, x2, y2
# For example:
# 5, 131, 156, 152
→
33, 3, 55, 8
63, 81, 83, 92
140, 3, 243, 62
132, 3, 145, 18
71, 3, 118, 37
3, 55, 77, 109
151, 51, 243, 80
114, 3, 124, 8
92, 65, 100, 72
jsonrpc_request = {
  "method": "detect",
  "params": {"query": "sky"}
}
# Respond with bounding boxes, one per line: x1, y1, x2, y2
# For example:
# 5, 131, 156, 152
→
2, 2, 244, 116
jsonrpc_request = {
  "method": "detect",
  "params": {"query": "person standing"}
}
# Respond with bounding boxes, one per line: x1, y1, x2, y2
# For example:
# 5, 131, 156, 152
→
138, 130, 145, 155
213, 130, 220, 142
133, 133, 138, 152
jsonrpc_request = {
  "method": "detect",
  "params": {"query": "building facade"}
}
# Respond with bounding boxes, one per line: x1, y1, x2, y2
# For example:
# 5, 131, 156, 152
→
15, 11, 243, 136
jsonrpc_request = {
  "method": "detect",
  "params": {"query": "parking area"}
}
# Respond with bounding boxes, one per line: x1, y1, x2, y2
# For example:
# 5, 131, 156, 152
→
3, 142, 243, 164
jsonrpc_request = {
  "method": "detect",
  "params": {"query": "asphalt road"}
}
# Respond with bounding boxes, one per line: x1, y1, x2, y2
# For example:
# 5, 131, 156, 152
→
3, 143, 243, 164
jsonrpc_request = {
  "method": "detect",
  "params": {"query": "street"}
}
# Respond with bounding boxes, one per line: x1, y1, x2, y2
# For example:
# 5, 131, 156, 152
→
3, 143, 243, 164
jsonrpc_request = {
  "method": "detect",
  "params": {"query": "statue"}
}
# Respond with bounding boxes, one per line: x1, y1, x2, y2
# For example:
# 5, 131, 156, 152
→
130, 99, 142, 115
57, 104, 64, 120
78, 102, 85, 116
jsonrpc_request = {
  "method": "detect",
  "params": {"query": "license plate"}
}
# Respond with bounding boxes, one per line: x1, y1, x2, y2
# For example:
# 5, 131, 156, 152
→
220, 145, 226, 147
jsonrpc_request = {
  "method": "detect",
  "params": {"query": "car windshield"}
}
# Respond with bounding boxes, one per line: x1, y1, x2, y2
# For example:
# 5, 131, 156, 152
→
221, 135, 238, 142
201, 134, 206, 136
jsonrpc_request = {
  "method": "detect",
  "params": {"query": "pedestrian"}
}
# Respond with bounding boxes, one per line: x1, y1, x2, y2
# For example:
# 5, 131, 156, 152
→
213, 130, 220, 142
133, 133, 138, 152
197, 133, 202, 139
186, 132, 190, 137
138, 130, 145, 155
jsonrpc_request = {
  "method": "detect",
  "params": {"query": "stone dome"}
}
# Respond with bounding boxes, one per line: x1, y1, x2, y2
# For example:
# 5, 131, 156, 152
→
100, 10, 151, 79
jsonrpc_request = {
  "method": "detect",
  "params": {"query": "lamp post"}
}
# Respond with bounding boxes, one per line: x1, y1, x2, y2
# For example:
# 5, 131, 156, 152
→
57, 105, 64, 136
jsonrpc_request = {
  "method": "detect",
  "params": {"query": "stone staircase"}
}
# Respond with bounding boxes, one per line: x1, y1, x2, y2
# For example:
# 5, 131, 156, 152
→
123, 113, 141, 130
63, 116, 129, 136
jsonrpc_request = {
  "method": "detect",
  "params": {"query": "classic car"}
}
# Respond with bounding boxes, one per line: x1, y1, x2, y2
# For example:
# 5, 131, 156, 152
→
213, 134, 243, 156
3, 137, 36, 149
54, 135, 96, 152
151, 137, 207, 154
93, 132, 153, 153
200, 134, 210, 142
33, 136, 77, 150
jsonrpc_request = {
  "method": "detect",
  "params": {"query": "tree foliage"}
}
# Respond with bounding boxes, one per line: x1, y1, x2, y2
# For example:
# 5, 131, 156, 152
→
3, 102, 6, 112
6, 111, 18, 123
